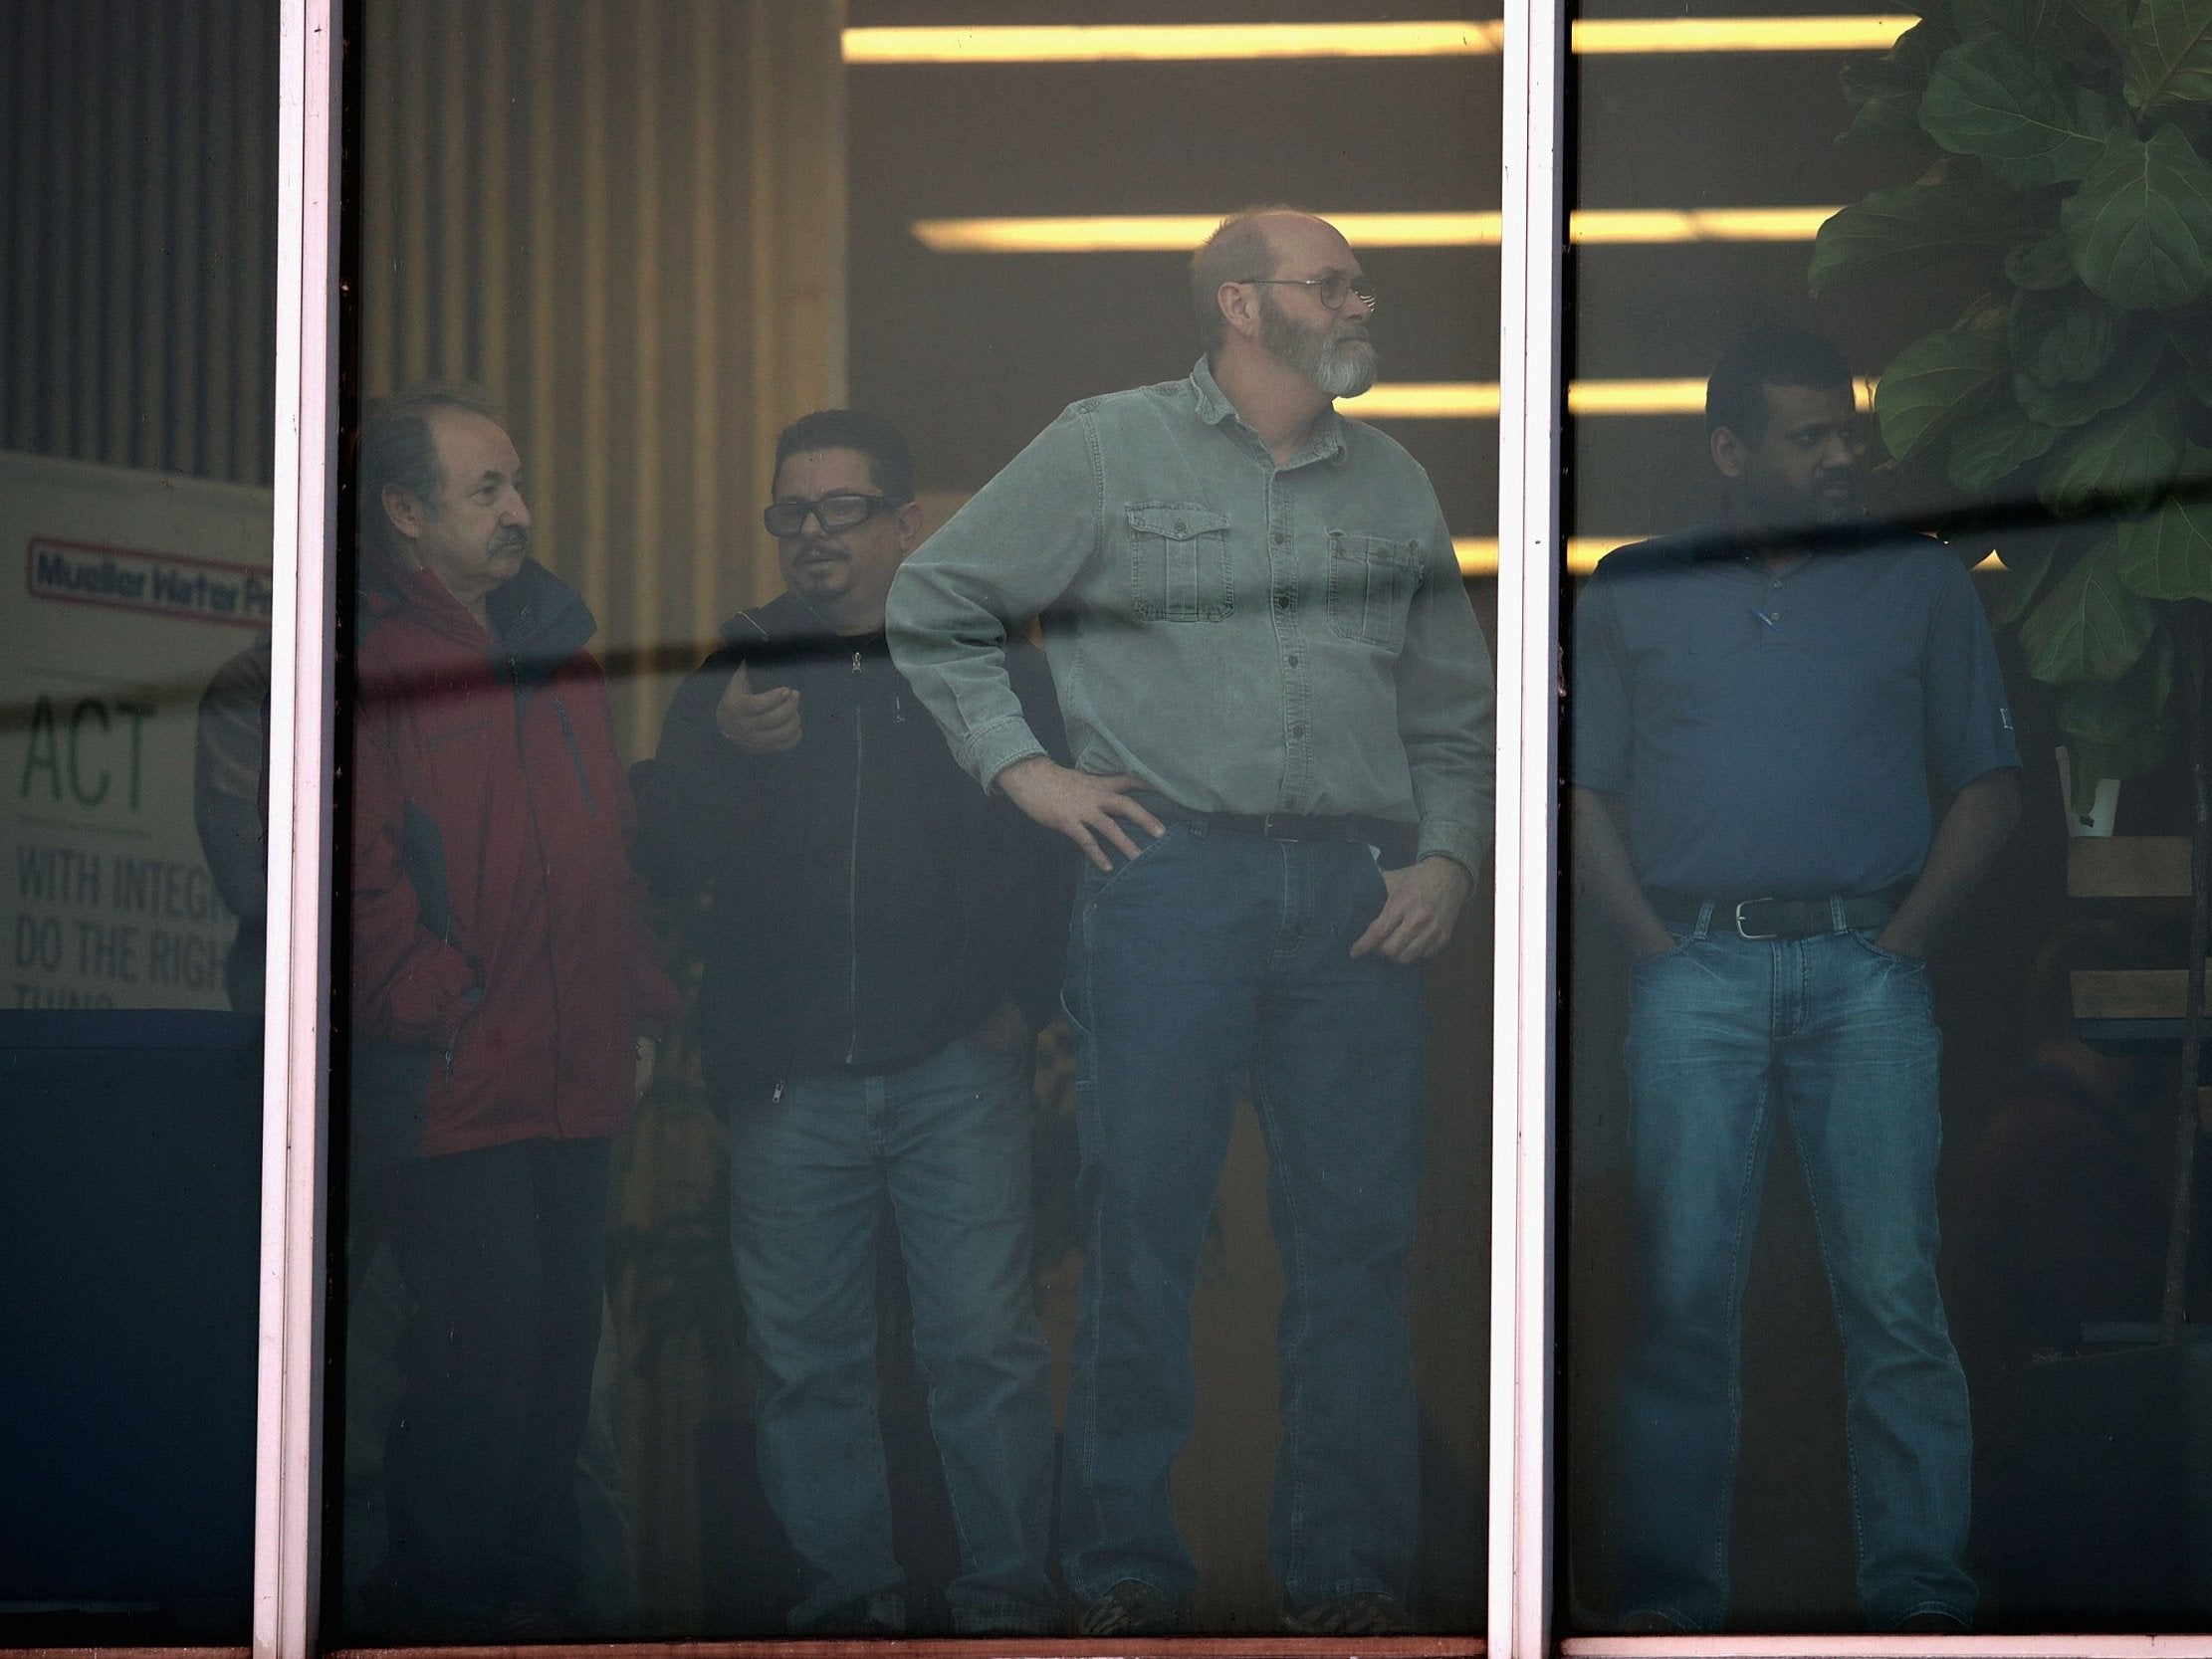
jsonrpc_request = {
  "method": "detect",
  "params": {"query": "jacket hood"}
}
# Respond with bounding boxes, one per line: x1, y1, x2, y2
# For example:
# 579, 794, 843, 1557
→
362, 548, 597, 679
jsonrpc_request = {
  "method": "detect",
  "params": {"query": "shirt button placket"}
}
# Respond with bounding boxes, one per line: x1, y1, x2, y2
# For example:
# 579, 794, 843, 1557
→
1270, 488, 1315, 811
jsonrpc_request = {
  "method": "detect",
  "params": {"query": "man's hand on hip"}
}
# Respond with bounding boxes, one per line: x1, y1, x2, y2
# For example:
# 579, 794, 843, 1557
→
716, 663, 801, 753
1352, 855, 1471, 962
995, 755, 1166, 872
971, 997, 1032, 1054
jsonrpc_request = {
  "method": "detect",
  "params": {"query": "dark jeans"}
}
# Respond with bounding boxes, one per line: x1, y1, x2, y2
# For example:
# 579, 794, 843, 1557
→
1614, 915, 1975, 1631
374, 1135, 612, 1632
726, 1036, 1056, 1634
1057, 823, 1430, 1609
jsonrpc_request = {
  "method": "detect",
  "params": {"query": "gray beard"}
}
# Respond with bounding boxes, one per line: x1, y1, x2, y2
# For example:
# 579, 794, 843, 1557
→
1309, 337, 1379, 399
1260, 300, 1379, 399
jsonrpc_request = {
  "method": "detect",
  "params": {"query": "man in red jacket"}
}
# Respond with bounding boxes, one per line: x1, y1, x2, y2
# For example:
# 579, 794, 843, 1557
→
349, 384, 678, 1638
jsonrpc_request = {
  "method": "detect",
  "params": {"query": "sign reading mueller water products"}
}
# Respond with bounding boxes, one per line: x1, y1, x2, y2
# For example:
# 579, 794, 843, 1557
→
4, 455, 274, 1010
27, 537, 274, 628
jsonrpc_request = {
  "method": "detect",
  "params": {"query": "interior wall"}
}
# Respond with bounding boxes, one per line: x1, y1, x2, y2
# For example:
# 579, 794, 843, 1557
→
0, 0, 278, 487
356, 0, 847, 758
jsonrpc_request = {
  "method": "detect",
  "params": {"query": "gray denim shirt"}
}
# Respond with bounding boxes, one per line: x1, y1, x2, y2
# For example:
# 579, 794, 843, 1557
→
887, 358, 1496, 876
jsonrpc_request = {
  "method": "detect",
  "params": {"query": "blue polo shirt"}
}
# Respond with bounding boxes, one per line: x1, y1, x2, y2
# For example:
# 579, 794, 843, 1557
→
1569, 524, 2020, 899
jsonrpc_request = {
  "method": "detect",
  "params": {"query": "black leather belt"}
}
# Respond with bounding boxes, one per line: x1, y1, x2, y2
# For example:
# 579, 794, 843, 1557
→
1648, 889, 1902, 939
1145, 800, 1419, 862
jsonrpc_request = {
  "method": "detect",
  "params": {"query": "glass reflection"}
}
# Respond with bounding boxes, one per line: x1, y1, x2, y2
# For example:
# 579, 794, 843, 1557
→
342, 1, 1496, 1638
1, 0, 273, 1640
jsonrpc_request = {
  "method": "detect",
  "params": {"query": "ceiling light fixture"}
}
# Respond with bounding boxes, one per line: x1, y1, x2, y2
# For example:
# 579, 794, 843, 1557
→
846, 18, 1911, 65
909, 206, 1838, 254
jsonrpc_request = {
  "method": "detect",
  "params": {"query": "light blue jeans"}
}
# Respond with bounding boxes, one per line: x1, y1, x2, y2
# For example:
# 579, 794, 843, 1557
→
1057, 823, 1430, 1610
726, 1034, 1055, 1634
1613, 909, 1976, 1631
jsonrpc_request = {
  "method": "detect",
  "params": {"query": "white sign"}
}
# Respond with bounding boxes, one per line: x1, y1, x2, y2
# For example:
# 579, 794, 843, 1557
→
2, 453, 274, 1010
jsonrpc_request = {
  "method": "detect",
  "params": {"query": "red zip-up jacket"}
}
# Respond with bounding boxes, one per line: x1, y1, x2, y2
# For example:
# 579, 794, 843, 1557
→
349, 552, 678, 1161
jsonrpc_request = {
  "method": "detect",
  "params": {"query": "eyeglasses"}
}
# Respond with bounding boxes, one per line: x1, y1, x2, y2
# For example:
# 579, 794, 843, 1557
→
1235, 275, 1377, 311
762, 492, 905, 538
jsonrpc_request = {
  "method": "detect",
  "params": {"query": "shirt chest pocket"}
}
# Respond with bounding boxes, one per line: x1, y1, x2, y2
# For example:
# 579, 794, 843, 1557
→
1124, 504, 1232, 624
1325, 530, 1424, 651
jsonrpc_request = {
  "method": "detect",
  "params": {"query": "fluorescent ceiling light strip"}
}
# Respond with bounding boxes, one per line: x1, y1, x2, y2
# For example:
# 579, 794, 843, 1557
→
909, 207, 1838, 254
845, 19, 1911, 65
1573, 15, 1914, 51
1457, 537, 1619, 576
1572, 207, 1837, 242
844, 23, 1505, 63
1350, 378, 1876, 419
1456, 538, 2001, 577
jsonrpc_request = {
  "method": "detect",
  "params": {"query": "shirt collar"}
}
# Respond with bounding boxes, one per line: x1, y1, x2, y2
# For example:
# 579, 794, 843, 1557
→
1189, 355, 1350, 468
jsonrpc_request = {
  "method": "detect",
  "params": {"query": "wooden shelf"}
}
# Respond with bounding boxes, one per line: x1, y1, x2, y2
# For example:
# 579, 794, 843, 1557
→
2068, 836, 2193, 899
2074, 965, 2212, 1019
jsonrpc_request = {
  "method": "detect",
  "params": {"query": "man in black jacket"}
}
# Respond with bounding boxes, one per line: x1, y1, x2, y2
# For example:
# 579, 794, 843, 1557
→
635, 410, 1069, 1636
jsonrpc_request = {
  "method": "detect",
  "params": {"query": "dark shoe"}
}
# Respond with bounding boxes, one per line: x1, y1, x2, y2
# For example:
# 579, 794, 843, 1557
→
1283, 1591, 1417, 1635
1078, 1577, 1183, 1636
1894, 1610, 1971, 1635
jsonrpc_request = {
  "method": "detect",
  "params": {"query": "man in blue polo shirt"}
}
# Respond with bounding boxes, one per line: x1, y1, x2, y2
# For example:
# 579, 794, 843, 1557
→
1570, 326, 2021, 1635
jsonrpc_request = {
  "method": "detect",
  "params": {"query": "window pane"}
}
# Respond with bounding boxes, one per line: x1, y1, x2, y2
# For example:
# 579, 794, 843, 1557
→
1556, 0, 2201, 1637
336, 0, 1497, 1641
0, 0, 277, 1642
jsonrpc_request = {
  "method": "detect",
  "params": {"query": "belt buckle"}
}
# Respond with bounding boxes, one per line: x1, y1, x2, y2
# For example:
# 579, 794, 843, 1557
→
1260, 812, 1299, 842
1733, 898, 1778, 940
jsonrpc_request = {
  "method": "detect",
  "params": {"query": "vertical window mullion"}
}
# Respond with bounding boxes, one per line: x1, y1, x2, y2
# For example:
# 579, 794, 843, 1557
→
253, 0, 339, 1653
1491, 2, 1568, 1656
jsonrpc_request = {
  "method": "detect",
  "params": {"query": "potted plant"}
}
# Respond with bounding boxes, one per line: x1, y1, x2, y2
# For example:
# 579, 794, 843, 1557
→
1813, 0, 2211, 1330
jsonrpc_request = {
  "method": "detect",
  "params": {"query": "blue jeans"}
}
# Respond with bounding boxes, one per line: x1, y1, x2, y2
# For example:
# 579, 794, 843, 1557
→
1613, 910, 1976, 1631
1058, 823, 1430, 1609
726, 1035, 1055, 1633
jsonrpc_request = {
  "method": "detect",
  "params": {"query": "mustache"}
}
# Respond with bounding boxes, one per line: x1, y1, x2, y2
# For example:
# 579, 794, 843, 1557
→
491, 525, 530, 551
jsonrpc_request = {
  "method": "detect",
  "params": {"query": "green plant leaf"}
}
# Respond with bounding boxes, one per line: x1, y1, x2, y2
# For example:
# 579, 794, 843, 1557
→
1947, 398, 2065, 487
2006, 228, 2079, 288
2063, 126, 2212, 310
2013, 320, 2167, 423
1843, 18, 1957, 142
2055, 625, 2181, 801
2115, 487, 2212, 595
1809, 172, 2021, 292
2012, 284, 2120, 383
1923, 36, 2121, 182
1955, 0, 2080, 39
2067, 716, 2182, 797
2040, 392, 2189, 514
2125, 0, 2212, 115
2065, 0, 2137, 56
1990, 527, 2062, 622
2021, 535, 2160, 678
1876, 323, 2012, 458
2056, 629, 2178, 735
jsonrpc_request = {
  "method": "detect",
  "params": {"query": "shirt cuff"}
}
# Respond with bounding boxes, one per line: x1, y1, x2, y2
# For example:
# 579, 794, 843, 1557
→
962, 717, 1048, 794
1416, 816, 1490, 881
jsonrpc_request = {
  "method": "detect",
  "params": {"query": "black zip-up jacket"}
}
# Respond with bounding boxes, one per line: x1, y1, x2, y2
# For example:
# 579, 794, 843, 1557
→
633, 592, 1074, 1092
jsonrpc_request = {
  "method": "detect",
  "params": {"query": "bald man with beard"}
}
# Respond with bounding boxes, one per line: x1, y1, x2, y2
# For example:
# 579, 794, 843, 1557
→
889, 209, 1495, 1636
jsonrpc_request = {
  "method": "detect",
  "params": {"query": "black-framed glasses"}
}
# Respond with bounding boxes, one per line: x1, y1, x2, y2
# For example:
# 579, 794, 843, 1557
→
762, 491, 905, 538
1235, 275, 1377, 311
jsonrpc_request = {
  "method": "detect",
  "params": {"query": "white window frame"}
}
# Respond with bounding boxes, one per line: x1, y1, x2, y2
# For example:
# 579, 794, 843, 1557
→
1491, 0, 1565, 1655
247, 4, 2212, 1656
254, 0, 338, 1653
